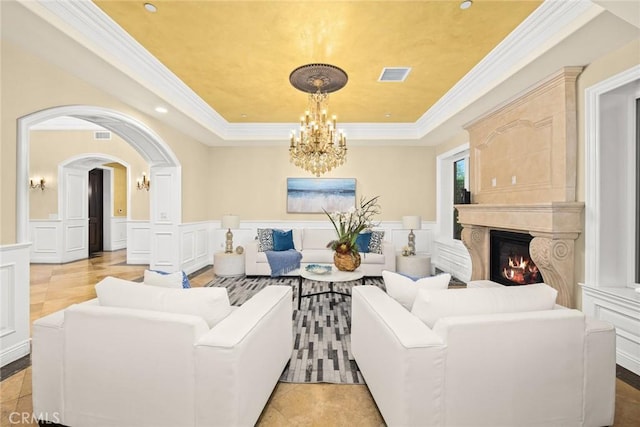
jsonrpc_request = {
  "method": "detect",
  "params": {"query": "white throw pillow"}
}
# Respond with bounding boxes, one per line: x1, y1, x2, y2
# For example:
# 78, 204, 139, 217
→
95, 276, 231, 328
411, 283, 558, 328
382, 270, 451, 310
143, 269, 183, 288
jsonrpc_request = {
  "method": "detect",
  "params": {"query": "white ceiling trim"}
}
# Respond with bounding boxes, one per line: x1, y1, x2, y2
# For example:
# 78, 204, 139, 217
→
20, 0, 599, 144
415, 0, 599, 138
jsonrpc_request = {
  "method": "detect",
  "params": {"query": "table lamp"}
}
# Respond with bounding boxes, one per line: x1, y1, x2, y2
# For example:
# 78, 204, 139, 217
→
402, 215, 422, 255
221, 215, 240, 253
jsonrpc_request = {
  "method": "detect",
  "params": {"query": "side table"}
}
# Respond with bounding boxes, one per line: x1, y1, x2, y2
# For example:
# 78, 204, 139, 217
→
396, 253, 432, 278
214, 252, 245, 277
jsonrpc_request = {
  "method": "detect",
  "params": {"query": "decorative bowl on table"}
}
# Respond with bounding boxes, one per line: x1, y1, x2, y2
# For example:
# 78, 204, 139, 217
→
305, 264, 332, 275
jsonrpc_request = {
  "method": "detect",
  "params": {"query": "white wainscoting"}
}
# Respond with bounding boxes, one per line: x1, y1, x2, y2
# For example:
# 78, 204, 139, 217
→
29, 220, 63, 263
0, 243, 31, 367
179, 222, 210, 275
104, 217, 127, 251
581, 286, 640, 374
126, 221, 151, 265
433, 239, 472, 282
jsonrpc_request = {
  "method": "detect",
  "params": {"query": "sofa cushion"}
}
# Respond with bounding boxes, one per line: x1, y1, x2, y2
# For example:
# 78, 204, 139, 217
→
257, 228, 274, 252
95, 276, 231, 328
304, 229, 335, 250
273, 229, 295, 251
360, 252, 386, 264
411, 283, 558, 328
144, 269, 191, 289
383, 270, 451, 310
300, 249, 335, 264
368, 230, 385, 254
356, 232, 372, 253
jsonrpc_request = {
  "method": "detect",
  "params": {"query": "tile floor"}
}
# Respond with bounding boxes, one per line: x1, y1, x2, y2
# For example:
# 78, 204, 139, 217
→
0, 250, 638, 426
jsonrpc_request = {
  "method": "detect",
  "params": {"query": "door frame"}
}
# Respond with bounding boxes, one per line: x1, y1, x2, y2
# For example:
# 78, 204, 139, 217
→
19, 105, 182, 271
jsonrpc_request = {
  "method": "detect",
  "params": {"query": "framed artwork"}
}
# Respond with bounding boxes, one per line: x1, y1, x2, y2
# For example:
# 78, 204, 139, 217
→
287, 178, 356, 213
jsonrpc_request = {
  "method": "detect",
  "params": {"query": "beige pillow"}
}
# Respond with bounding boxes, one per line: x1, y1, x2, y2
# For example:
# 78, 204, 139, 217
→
383, 270, 451, 310
96, 277, 231, 328
411, 283, 558, 328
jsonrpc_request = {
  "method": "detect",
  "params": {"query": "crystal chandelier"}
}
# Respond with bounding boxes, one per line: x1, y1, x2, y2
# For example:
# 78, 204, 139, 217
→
289, 64, 348, 177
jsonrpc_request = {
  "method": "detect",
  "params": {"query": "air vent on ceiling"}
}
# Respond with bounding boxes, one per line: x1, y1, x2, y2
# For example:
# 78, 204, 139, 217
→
94, 131, 111, 140
378, 67, 411, 82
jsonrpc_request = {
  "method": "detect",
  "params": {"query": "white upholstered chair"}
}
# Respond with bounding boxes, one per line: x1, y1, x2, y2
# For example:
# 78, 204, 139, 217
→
32, 277, 293, 427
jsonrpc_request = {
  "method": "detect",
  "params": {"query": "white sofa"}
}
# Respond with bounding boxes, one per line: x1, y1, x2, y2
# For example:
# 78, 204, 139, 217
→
351, 284, 616, 427
32, 278, 293, 427
245, 228, 395, 276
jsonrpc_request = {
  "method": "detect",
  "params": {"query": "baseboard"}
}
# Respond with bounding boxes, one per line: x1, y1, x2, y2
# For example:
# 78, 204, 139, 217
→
617, 350, 640, 377
1, 339, 31, 368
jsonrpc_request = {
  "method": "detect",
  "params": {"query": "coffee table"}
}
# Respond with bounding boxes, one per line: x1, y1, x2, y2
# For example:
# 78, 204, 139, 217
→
298, 266, 365, 309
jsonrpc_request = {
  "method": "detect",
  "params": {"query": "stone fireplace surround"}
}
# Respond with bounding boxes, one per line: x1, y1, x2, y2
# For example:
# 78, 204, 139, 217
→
456, 202, 583, 308
457, 67, 585, 308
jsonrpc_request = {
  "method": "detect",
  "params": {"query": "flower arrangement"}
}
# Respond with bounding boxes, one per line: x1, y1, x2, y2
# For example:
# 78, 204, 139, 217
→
325, 195, 381, 256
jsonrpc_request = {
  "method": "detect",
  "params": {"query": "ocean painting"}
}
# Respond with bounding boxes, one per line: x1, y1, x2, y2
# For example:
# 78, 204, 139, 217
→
287, 178, 356, 213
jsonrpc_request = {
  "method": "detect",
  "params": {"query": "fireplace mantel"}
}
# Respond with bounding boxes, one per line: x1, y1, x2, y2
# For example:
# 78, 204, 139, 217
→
455, 202, 584, 308
455, 202, 584, 237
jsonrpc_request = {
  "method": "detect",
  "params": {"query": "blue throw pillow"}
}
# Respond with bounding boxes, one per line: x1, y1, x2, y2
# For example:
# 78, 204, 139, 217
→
272, 229, 294, 251
356, 232, 372, 253
150, 269, 191, 288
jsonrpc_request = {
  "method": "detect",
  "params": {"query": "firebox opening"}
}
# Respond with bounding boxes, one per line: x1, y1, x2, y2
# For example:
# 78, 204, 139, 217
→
490, 230, 543, 286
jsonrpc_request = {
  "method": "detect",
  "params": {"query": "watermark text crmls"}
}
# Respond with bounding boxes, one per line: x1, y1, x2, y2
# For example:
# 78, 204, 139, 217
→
9, 412, 61, 425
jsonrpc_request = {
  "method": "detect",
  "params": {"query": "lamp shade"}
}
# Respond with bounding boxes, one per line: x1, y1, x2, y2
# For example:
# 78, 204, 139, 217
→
221, 215, 240, 230
402, 215, 422, 230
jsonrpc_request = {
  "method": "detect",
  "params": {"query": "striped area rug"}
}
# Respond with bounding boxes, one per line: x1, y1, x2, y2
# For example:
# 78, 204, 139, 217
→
206, 275, 385, 384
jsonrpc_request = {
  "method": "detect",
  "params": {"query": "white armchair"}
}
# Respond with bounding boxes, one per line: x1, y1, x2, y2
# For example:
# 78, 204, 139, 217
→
32, 278, 293, 427
351, 285, 616, 427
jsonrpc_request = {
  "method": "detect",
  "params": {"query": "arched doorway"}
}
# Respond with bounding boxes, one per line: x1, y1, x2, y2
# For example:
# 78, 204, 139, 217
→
18, 106, 182, 270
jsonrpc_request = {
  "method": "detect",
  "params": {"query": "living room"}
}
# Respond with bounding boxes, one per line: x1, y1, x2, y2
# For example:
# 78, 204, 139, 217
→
1, 0, 639, 426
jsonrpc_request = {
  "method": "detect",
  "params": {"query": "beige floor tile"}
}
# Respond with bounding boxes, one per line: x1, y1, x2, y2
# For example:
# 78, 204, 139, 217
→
0, 372, 25, 404
0, 398, 19, 427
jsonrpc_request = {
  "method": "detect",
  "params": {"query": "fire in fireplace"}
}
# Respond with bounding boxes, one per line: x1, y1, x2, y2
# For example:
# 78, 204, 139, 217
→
490, 230, 543, 286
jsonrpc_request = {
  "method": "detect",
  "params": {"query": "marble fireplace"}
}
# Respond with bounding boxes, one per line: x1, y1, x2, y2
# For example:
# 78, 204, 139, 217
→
456, 67, 584, 308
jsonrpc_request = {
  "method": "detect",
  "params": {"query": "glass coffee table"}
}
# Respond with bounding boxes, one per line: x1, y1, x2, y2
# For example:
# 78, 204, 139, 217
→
298, 266, 365, 310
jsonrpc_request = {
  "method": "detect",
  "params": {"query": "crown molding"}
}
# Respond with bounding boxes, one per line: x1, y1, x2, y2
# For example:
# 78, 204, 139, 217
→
20, 0, 601, 145
414, 0, 600, 138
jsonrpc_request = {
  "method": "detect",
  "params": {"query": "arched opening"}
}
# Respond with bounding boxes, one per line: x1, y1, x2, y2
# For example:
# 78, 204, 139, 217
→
18, 105, 182, 270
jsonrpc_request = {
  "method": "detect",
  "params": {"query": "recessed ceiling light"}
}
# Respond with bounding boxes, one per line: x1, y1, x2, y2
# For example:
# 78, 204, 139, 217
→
144, 3, 157, 13
460, 0, 473, 10
240, 114, 248, 118
384, 113, 392, 118
155, 106, 168, 114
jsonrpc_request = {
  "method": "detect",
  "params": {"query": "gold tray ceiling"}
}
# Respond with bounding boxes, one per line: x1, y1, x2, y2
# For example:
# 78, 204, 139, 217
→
94, 0, 541, 123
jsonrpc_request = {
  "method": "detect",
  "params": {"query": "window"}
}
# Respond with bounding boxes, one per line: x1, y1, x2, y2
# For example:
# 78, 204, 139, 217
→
453, 157, 468, 240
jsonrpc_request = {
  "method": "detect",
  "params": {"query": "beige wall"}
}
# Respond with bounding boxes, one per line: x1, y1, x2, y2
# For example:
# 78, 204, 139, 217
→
573, 39, 640, 289
434, 130, 469, 157
1, 40, 210, 244
209, 145, 437, 222
29, 131, 148, 220
105, 162, 127, 217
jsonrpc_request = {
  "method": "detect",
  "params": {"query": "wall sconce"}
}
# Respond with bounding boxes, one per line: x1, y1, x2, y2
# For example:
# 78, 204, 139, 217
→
136, 172, 150, 191
402, 215, 422, 255
30, 177, 46, 191
221, 215, 240, 253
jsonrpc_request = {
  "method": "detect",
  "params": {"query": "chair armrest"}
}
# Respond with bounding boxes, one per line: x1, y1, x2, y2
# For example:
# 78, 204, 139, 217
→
584, 318, 616, 427
244, 240, 260, 275
195, 285, 293, 427
381, 241, 396, 272
351, 286, 445, 427
32, 310, 66, 420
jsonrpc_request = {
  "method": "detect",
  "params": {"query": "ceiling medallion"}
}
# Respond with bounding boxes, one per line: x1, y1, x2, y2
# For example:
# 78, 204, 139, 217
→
289, 64, 348, 177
